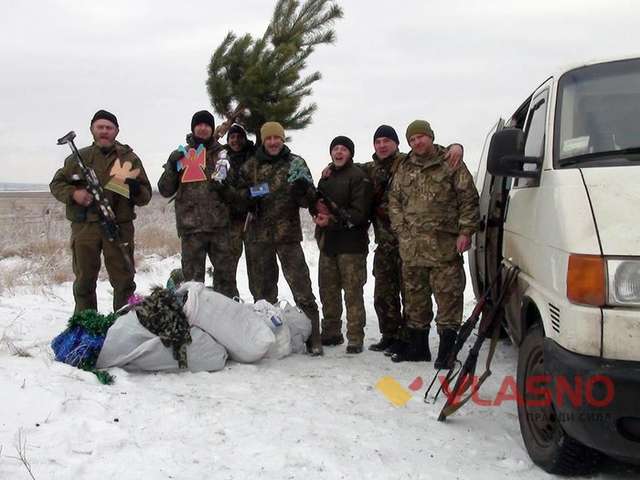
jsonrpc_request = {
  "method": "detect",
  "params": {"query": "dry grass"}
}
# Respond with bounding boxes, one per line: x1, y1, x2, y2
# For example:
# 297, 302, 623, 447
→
0, 193, 178, 291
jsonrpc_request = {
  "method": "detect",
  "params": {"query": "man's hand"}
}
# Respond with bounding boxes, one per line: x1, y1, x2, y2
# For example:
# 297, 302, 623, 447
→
314, 213, 331, 227
456, 234, 472, 253
291, 178, 310, 197
125, 178, 141, 196
72, 188, 93, 207
444, 144, 464, 170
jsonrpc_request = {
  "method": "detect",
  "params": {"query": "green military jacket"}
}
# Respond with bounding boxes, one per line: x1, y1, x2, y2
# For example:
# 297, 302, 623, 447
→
358, 150, 407, 248
388, 145, 480, 266
239, 144, 315, 244
50, 141, 152, 224
157, 136, 232, 237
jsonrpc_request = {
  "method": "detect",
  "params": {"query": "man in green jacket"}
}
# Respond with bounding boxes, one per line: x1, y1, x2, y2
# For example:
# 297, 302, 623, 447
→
238, 121, 323, 355
50, 109, 152, 313
314, 136, 373, 353
157, 110, 237, 298
388, 120, 480, 366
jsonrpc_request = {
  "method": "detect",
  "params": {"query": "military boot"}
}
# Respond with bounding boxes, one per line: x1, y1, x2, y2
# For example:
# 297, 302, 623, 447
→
391, 328, 431, 363
346, 343, 363, 354
307, 314, 324, 356
321, 333, 344, 346
434, 328, 457, 370
383, 338, 406, 357
368, 335, 395, 352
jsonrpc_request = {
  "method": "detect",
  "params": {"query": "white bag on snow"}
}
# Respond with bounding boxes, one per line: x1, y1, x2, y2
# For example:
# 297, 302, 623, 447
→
179, 282, 275, 363
252, 300, 292, 359
96, 310, 228, 372
279, 301, 312, 354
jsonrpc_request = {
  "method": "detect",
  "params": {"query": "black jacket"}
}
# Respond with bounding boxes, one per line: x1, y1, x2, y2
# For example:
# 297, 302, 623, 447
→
315, 160, 373, 255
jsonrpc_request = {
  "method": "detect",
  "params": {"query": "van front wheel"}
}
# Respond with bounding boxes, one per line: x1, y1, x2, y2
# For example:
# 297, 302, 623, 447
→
517, 323, 601, 475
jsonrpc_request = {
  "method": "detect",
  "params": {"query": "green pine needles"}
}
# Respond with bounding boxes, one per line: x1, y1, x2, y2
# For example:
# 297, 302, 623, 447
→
207, 0, 343, 142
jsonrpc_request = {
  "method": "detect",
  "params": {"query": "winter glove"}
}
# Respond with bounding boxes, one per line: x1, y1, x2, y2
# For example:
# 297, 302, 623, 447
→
291, 178, 310, 198
125, 178, 141, 196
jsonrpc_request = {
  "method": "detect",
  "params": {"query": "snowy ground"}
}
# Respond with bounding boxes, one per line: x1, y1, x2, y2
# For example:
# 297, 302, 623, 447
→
1, 245, 638, 479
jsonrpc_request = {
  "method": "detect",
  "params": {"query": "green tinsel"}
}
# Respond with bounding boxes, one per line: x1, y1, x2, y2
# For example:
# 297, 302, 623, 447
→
68, 309, 117, 335
66, 309, 117, 384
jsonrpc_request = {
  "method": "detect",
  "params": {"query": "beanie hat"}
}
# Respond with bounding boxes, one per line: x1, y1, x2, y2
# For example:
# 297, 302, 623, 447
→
260, 121, 285, 142
91, 109, 118, 128
329, 135, 355, 158
191, 110, 215, 133
373, 125, 399, 145
227, 123, 247, 140
406, 120, 435, 143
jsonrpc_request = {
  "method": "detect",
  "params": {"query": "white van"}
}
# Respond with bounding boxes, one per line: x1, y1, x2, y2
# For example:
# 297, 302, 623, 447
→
470, 56, 640, 474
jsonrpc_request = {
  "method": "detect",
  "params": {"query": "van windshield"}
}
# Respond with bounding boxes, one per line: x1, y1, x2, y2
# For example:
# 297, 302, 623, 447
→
555, 58, 640, 167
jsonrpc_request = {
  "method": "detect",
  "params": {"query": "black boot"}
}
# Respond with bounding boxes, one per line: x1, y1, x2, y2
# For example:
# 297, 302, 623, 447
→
321, 333, 344, 346
434, 328, 457, 370
383, 338, 406, 357
391, 328, 431, 363
369, 335, 395, 352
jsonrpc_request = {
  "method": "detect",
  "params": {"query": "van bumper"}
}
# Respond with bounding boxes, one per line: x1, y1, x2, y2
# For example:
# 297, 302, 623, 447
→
544, 339, 640, 463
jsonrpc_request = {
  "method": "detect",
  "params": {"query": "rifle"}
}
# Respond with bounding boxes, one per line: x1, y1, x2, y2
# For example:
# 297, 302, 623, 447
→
316, 188, 354, 228
435, 265, 519, 420
57, 131, 133, 273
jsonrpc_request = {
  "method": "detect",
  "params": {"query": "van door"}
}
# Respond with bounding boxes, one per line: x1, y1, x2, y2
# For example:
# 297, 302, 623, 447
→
470, 118, 507, 300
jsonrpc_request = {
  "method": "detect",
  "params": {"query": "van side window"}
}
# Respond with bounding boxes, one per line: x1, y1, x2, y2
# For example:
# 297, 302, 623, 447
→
515, 92, 548, 188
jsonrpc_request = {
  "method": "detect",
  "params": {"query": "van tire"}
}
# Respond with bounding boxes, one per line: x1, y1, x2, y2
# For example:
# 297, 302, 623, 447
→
517, 323, 602, 475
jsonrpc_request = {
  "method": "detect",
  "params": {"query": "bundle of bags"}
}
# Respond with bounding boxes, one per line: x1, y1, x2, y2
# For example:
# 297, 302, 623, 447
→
94, 282, 312, 373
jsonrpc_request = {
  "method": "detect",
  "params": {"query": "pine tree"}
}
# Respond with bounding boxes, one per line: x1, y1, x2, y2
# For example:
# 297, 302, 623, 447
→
207, 0, 343, 142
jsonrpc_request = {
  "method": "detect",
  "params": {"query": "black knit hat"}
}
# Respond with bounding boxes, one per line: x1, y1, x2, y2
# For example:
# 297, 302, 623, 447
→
330, 135, 355, 158
227, 123, 247, 140
373, 124, 399, 144
191, 110, 215, 132
91, 109, 118, 128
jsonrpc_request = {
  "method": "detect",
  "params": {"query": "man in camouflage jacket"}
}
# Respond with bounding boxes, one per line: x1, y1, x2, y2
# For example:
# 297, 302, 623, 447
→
50, 109, 152, 313
157, 110, 237, 298
388, 120, 479, 366
238, 121, 323, 355
361, 125, 464, 356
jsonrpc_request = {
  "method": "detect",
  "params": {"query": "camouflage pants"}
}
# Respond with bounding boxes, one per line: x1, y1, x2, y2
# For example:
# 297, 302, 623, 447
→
244, 240, 279, 303
181, 229, 238, 299
248, 241, 319, 324
402, 258, 466, 332
373, 244, 405, 338
318, 252, 367, 345
71, 221, 135, 314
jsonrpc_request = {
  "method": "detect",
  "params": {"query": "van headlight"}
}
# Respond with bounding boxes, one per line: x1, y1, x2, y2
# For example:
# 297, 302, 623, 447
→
607, 259, 640, 306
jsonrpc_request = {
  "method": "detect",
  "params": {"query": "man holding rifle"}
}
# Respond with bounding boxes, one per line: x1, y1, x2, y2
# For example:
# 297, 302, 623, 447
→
313, 136, 372, 353
50, 109, 152, 314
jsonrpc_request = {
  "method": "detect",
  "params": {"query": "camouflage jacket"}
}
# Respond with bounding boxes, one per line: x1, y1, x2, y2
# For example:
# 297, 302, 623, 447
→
157, 136, 231, 237
239, 145, 315, 243
315, 160, 373, 255
358, 150, 407, 248
50, 141, 152, 224
388, 146, 480, 266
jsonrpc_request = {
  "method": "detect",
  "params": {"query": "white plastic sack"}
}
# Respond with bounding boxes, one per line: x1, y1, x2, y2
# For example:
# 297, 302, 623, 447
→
253, 300, 292, 359
280, 302, 312, 354
180, 282, 275, 363
96, 310, 228, 372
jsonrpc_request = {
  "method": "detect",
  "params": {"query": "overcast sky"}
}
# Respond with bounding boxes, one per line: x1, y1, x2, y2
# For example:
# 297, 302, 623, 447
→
1, 0, 639, 185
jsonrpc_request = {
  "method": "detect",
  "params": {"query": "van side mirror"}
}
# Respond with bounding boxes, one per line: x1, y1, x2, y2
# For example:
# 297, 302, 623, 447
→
487, 128, 542, 178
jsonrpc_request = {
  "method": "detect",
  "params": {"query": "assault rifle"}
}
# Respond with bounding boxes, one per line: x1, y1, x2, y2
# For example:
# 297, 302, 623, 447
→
434, 265, 519, 420
316, 188, 354, 228
57, 131, 133, 273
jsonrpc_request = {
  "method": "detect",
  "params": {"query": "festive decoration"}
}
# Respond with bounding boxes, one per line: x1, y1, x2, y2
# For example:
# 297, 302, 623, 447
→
51, 309, 117, 385
105, 158, 141, 198
177, 144, 207, 183
287, 157, 313, 184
